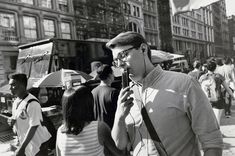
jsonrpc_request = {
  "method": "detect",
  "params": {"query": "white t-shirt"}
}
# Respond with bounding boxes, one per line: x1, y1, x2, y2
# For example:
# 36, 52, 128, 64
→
12, 93, 51, 156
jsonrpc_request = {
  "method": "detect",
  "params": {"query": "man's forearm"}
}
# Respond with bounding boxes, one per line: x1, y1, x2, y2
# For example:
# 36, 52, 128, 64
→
20, 126, 38, 149
111, 117, 129, 150
204, 148, 222, 156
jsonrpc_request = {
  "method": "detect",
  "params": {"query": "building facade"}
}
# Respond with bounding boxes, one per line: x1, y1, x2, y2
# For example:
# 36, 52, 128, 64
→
228, 15, 235, 55
142, 0, 159, 48
0, 0, 126, 84
170, 0, 232, 63
124, 0, 144, 36
211, 0, 230, 56
171, 9, 209, 64
73, 0, 126, 40
202, 5, 214, 58
0, 0, 76, 84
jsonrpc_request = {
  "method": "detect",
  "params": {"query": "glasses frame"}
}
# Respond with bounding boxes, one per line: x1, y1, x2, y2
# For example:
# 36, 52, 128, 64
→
112, 46, 138, 67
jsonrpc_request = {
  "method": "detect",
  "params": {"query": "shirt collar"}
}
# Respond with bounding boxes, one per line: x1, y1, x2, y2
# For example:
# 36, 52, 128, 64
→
142, 65, 163, 90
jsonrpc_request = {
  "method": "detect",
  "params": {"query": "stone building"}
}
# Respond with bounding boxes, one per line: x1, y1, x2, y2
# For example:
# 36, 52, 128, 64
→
0, 0, 126, 84
228, 15, 235, 56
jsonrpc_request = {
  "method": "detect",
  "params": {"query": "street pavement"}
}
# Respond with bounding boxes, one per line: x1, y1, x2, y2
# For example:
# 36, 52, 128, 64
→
220, 103, 235, 156
1, 104, 235, 156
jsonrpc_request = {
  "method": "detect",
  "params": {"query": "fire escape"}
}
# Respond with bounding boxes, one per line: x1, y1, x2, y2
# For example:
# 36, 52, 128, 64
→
73, 0, 128, 40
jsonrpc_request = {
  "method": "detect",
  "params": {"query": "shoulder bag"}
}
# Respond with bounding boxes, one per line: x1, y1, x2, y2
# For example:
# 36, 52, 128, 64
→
141, 107, 169, 156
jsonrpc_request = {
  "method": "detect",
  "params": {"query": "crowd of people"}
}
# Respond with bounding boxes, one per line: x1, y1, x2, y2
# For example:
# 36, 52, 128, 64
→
7, 31, 234, 156
188, 57, 235, 120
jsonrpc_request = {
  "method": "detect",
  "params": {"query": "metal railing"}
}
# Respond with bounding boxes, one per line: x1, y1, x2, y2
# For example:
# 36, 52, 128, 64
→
0, 27, 18, 41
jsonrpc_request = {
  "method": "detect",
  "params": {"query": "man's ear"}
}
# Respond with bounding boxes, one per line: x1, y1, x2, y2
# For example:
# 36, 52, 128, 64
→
142, 48, 145, 53
141, 43, 147, 53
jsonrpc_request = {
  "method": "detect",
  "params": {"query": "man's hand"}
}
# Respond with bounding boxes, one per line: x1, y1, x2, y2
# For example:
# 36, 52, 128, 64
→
116, 86, 134, 120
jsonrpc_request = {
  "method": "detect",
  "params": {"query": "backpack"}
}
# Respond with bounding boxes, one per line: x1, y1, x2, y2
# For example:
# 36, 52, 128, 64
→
26, 99, 57, 150
200, 73, 219, 102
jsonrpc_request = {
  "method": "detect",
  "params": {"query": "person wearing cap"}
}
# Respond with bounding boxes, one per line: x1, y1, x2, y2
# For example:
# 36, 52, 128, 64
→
106, 31, 222, 156
92, 64, 119, 129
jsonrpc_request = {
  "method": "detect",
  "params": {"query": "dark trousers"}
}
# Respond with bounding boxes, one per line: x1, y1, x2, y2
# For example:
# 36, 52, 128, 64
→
35, 141, 48, 156
22, 141, 48, 156
224, 94, 232, 115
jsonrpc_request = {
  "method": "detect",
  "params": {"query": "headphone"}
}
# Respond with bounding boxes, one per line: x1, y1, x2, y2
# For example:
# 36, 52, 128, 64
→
142, 46, 145, 53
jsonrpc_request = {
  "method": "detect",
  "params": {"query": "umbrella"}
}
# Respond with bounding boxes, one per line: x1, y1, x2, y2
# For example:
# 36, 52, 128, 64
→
33, 69, 93, 88
151, 50, 185, 62
89, 66, 122, 79
151, 50, 174, 63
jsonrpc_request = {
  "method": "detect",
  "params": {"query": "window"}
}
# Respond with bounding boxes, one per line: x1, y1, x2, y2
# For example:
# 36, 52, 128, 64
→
191, 21, 196, 29
197, 24, 203, 32
232, 37, 235, 43
20, 0, 33, 4
123, 3, 131, 14
173, 26, 181, 35
144, 15, 148, 28
197, 14, 202, 20
148, 1, 154, 12
128, 22, 140, 33
136, 7, 140, 17
23, 16, 37, 39
191, 31, 196, 38
173, 15, 180, 24
39, 0, 52, 8
133, 6, 136, 16
0, 13, 15, 28
190, 12, 195, 17
0, 12, 17, 41
61, 22, 71, 39
59, 0, 68, 12
133, 5, 140, 17
198, 33, 203, 40
152, 16, 156, 29
43, 19, 55, 38
182, 17, 189, 27
182, 28, 189, 36
3, 55, 17, 73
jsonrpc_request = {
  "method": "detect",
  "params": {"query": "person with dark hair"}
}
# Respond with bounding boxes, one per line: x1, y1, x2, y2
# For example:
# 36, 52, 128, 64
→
188, 60, 202, 81
106, 31, 223, 156
56, 85, 124, 156
199, 60, 234, 125
92, 64, 119, 129
7, 73, 51, 156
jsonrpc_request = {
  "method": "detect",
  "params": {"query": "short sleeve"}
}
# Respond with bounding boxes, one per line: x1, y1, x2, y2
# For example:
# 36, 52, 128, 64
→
27, 101, 42, 127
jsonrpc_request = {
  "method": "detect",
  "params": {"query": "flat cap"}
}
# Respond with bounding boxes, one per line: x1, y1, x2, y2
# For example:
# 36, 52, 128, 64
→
106, 31, 147, 49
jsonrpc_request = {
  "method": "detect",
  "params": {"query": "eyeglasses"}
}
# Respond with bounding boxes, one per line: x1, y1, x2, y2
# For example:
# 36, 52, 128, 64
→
112, 46, 137, 67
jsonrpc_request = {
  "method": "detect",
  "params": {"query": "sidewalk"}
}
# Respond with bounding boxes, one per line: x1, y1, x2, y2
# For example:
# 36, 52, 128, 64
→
220, 104, 235, 156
